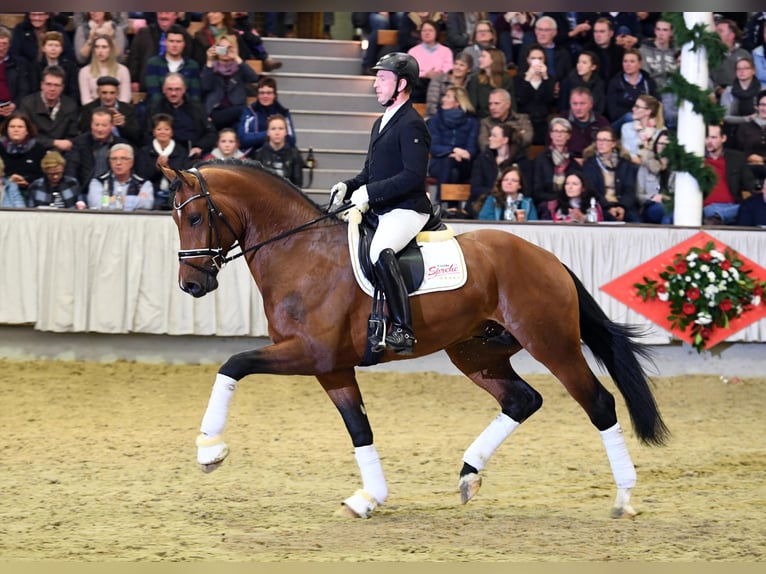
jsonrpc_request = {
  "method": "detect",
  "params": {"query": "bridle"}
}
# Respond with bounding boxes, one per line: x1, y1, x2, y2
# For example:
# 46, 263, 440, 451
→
172, 167, 350, 278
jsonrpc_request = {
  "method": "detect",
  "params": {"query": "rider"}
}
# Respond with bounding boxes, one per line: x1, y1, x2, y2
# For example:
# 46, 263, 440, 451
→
330, 52, 432, 355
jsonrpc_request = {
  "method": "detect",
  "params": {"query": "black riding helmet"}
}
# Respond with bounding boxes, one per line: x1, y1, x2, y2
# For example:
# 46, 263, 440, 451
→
370, 52, 420, 107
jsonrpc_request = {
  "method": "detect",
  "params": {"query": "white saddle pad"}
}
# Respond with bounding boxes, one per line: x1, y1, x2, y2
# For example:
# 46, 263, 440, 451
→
346, 208, 468, 297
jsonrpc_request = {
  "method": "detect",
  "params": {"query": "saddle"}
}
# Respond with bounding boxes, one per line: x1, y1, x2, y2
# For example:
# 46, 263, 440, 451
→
347, 205, 467, 366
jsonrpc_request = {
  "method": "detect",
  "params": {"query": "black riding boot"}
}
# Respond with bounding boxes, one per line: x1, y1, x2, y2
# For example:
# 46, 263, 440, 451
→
374, 248, 416, 355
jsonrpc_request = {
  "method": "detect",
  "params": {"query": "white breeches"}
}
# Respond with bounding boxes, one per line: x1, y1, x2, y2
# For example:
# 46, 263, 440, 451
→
369, 209, 430, 264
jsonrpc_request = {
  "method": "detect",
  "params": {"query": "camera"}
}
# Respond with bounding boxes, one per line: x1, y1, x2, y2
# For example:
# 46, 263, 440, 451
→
215, 45, 228, 56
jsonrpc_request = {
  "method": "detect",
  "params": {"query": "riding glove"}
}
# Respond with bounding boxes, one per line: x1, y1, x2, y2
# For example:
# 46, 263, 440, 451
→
330, 181, 347, 205
350, 185, 369, 212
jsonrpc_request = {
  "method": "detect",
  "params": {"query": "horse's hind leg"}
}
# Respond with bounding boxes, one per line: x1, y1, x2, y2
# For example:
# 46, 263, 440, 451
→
445, 323, 543, 504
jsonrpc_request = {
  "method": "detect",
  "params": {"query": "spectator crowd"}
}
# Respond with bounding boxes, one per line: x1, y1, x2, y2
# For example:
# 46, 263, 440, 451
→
0, 11, 765, 226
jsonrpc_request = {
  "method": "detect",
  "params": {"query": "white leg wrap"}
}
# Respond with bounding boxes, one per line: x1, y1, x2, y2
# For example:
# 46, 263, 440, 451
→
462, 413, 520, 472
599, 423, 637, 489
354, 444, 388, 504
200, 373, 238, 437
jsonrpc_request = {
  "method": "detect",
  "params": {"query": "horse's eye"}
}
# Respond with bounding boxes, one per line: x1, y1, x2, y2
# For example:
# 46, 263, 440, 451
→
189, 214, 202, 227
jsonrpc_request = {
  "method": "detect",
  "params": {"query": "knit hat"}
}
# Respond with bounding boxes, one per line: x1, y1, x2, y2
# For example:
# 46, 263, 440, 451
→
41, 150, 66, 170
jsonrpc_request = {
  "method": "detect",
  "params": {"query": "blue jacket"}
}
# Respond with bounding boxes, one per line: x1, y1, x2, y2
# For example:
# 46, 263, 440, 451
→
426, 108, 478, 160
237, 99, 295, 153
478, 194, 538, 221
343, 100, 432, 215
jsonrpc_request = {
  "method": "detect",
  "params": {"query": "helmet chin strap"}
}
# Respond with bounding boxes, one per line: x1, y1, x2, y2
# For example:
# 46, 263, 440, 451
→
382, 78, 407, 107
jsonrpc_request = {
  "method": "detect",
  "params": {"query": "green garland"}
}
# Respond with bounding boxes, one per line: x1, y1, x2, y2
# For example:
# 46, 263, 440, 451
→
658, 12, 728, 201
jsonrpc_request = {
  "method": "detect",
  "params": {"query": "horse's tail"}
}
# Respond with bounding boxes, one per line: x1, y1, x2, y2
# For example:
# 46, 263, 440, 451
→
565, 265, 670, 447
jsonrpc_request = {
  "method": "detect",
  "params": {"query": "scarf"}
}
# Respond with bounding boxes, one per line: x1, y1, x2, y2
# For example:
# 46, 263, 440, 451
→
212, 59, 240, 77
153, 139, 176, 190
596, 151, 618, 203
732, 79, 761, 117
550, 147, 570, 192
439, 107, 466, 129
2, 136, 36, 155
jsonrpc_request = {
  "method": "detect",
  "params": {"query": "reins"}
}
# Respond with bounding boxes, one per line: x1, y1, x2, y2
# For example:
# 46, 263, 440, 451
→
174, 167, 350, 274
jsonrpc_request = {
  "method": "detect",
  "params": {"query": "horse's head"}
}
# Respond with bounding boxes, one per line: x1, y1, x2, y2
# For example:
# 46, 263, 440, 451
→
166, 164, 240, 298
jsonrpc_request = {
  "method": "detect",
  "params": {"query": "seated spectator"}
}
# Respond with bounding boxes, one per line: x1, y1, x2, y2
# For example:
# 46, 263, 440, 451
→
558, 50, 606, 117
78, 34, 132, 106
253, 114, 305, 188
407, 19, 453, 104
549, 171, 603, 222
636, 128, 673, 224
0, 25, 30, 118
65, 107, 128, 191
476, 163, 538, 221
553, 86, 610, 164
532, 117, 577, 218
702, 123, 755, 225
29, 32, 80, 104
621, 94, 664, 164
145, 24, 202, 104
711, 19, 752, 100
513, 43, 557, 145
426, 86, 478, 200
721, 56, 764, 141
145, 73, 218, 159
735, 179, 766, 226
516, 15, 573, 97
425, 52, 473, 118
135, 113, 193, 210
10, 12, 75, 65
582, 18, 625, 86
0, 111, 46, 197
87, 143, 153, 211
461, 19, 497, 74
582, 126, 640, 222
202, 128, 246, 161
127, 12, 192, 93
26, 150, 84, 209
494, 12, 536, 67
466, 47, 514, 119
735, 89, 766, 183
201, 34, 260, 131
751, 24, 766, 85
0, 156, 25, 208
468, 122, 520, 218
639, 17, 678, 93
477, 88, 532, 155
237, 76, 295, 156
19, 65, 79, 153
79, 77, 142, 147
74, 12, 128, 65
398, 12, 441, 55
191, 12, 253, 70
606, 49, 660, 130
444, 12, 488, 59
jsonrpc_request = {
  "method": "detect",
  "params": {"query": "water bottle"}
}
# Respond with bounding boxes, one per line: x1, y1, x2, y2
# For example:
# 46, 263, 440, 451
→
101, 180, 111, 210
114, 186, 124, 210
586, 197, 598, 223
503, 196, 516, 221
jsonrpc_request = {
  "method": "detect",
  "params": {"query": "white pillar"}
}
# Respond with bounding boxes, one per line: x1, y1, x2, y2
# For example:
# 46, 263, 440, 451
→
673, 12, 714, 227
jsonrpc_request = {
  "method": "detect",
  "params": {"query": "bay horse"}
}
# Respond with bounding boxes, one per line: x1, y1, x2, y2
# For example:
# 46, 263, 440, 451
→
165, 159, 669, 519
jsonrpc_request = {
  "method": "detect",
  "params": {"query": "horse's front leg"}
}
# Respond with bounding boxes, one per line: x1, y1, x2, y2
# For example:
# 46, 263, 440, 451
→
316, 369, 387, 519
196, 339, 321, 472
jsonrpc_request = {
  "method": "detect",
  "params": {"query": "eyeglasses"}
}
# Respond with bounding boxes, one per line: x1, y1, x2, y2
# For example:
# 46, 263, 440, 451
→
596, 138, 614, 142
536, 28, 555, 32
109, 156, 132, 162
551, 129, 570, 134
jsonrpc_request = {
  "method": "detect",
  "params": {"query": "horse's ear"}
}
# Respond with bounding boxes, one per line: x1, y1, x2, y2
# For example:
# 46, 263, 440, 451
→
158, 162, 177, 184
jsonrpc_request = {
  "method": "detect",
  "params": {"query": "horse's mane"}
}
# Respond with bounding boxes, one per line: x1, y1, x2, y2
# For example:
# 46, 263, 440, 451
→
195, 158, 327, 215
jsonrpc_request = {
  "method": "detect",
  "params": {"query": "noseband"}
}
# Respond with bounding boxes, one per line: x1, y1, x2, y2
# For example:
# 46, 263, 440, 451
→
173, 167, 352, 277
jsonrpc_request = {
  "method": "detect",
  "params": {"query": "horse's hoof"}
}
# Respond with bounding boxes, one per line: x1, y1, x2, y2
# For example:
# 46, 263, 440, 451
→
338, 489, 378, 518
610, 504, 638, 519
458, 473, 482, 504
196, 433, 229, 472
